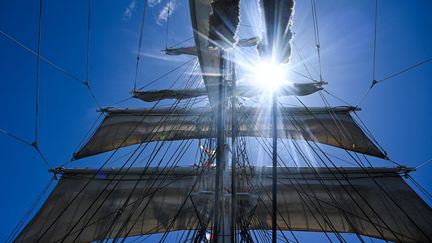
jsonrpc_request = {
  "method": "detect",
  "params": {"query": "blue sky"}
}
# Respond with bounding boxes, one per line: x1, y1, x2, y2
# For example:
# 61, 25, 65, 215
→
1, 0, 432, 241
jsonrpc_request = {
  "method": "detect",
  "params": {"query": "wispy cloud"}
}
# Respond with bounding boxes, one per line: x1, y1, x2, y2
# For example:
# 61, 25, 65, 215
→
123, 0, 137, 20
157, 0, 177, 25
124, 0, 164, 21
148, 0, 162, 7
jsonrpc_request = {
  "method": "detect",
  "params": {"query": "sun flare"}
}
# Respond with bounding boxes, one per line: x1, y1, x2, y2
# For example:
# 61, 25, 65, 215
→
252, 62, 291, 93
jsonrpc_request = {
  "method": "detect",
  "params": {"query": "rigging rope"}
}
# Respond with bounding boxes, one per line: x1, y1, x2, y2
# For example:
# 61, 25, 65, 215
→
354, 1, 429, 109
168, 36, 194, 49
353, 0, 379, 108
9, 0, 432, 239
295, 97, 431, 241
86, 0, 91, 84
0, 28, 104, 113
355, 57, 432, 108
248, 110, 365, 242
33, 144, 51, 168
352, 112, 391, 161
85, 83, 104, 112
292, 100, 392, 232
415, 158, 432, 170
138, 57, 196, 90
319, 83, 388, 160
0, 128, 32, 146
0, 127, 51, 169
239, 142, 299, 242
54, 110, 194, 241
44, 61, 201, 241
322, 89, 352, 106
6, 176, 55, 242
165, 0, 172, 50
0, 30, 84, 85
102, 131, 196, 240
68, 112, 105, 164
117, 139, 199, 242
311, 0, 323, 82
233, 118, 310, 241
133, 0, 149, 91
372, 0, 378, 82
34, 0, 43, 145
378, 57, 432, 83
238, 160, 300, 242
292, 40, 319, 82
408, 176, 432, 202
289, 69, 319, 82
286, 114, 401, 241
82, 1, 105, 112
111, 116, 203, 241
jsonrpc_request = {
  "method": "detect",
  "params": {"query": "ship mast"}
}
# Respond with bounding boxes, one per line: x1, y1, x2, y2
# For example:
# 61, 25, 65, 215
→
230, 56, 238, 243
272, 90, 278, 242
214, 46, 277, 243
214, 48, 235, 242
213, 44, 282, 242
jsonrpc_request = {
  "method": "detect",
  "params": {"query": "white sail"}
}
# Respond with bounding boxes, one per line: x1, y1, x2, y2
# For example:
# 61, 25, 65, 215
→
73, 106, 385, 159
8, 1, 431, 242
16, 167, 432, 242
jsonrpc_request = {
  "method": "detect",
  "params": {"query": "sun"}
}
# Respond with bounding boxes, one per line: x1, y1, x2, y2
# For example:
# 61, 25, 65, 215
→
252, 62, 290, 93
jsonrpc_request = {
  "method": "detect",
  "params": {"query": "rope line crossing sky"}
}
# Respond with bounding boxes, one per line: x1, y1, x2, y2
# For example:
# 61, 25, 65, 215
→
1, 1, 432, 242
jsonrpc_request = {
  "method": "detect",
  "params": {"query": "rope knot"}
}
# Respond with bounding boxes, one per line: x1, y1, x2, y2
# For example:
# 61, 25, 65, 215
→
370, 79, 378, 88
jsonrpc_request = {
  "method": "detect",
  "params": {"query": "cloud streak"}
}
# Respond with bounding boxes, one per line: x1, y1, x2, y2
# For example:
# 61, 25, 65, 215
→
123, 0, 137, 20
123, 0, 167, 21
148, 0, 162, 7
157, 0, 177, 25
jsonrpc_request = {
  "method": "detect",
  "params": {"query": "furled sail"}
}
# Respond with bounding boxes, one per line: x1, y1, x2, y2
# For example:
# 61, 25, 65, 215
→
258, 0, 295, 64
165, 46, 197, 56
132, 82, 323, 102
16, 167, 432, 242
133, 88, 207, 102
189, 0, 223, 107
163, 37, 259, 56
73, 106, 385, 159
209, 0, 240, 45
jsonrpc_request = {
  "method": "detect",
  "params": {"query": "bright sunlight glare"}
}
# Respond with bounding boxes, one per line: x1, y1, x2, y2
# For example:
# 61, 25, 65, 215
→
253, 62, 290, 92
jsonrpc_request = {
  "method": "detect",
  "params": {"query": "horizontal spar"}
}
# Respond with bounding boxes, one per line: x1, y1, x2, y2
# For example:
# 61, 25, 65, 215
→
163, 37, 261, 56
132, 82, 324, 102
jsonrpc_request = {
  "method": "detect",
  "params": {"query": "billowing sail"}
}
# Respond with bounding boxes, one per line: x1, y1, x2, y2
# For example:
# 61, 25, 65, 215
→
258, 0, 295, 64
16, 167, 201, 242
16, 167, 432, 242
259, 166, 432, 242
73, 106, 385, 159
133, 82, 323, 102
